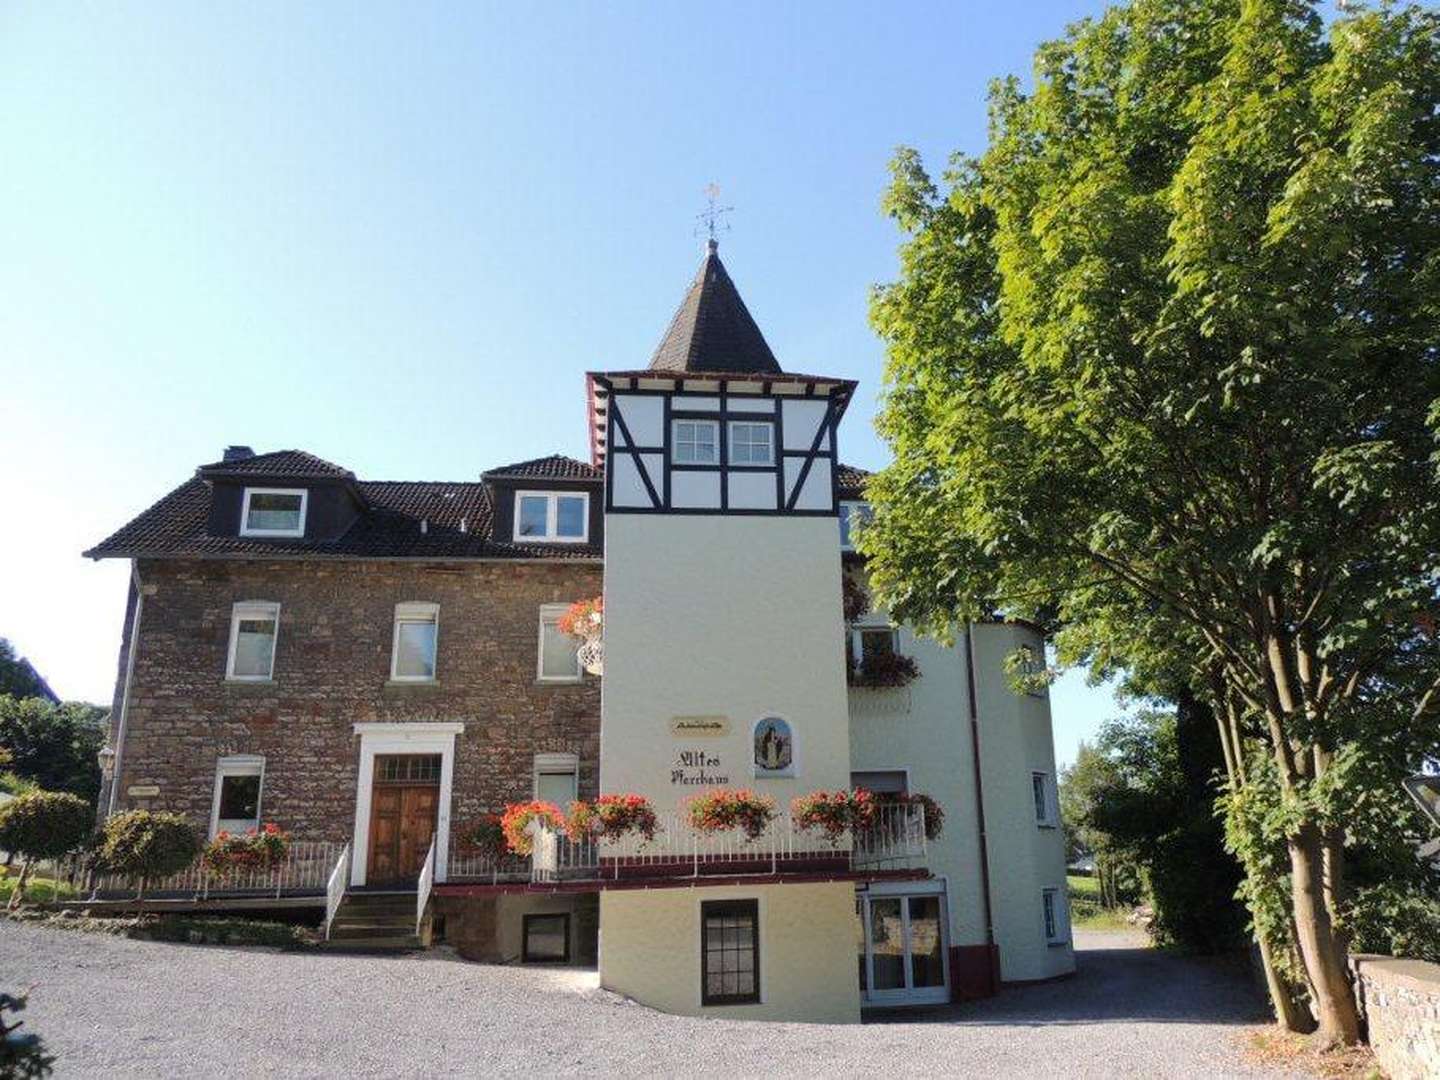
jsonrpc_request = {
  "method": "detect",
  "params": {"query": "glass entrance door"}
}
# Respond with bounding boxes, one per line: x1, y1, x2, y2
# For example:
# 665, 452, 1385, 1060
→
858, 889, 950, 1005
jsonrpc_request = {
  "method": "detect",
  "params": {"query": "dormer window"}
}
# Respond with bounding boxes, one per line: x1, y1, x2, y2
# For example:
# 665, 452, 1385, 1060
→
240, 488, 307, 538
515, 491, 589, 543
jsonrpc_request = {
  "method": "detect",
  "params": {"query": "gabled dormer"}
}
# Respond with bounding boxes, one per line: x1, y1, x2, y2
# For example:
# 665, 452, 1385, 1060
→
481, 454, 604, 548
198, 447, 364, 543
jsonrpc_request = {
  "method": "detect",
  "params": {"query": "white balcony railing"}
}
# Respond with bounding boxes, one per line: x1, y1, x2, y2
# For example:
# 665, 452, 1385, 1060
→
524, 802, 926, 884
89, 839, 347, 901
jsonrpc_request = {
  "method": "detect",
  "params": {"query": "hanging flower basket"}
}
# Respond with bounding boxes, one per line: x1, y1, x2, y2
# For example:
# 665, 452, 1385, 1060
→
685, 789, 777, 842
791, 789, 877, 845
849, 650, 920, 689
566, 794, 660, 846
202, 823, 290, 873
557, 596, 604, 674
500, 800, 566, 856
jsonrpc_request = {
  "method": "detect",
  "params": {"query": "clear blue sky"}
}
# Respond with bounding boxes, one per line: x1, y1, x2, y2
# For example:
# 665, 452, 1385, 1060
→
0, 1, 1123, 765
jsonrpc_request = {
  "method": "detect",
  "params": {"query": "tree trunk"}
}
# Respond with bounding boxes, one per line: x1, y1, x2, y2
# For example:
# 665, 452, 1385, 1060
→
6, 858, 33, 910
1289, 825, 1360, 1046
1254, 922, 1315, 1033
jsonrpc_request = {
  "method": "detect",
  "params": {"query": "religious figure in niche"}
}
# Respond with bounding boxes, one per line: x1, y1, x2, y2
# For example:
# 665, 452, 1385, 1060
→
754, 717, 793, 775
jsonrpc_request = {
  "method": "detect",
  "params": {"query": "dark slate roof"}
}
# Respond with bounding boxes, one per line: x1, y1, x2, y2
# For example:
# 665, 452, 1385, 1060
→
195, 449, 355, 481
482, 454, 602, 481
836, 463, 870, 498
85, 475, 600, 562
649, 241, 783, 375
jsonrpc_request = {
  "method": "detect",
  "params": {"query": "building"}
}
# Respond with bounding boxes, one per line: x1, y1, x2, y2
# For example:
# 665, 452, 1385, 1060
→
85, 239, 1073, 1021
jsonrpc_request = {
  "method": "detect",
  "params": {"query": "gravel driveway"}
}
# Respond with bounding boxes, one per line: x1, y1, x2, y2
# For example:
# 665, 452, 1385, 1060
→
4, 922, 1295, 1078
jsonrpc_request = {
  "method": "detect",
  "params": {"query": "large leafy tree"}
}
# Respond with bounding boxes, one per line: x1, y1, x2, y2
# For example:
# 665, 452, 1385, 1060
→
865, 0, 1440, 1045
0, 697, 106, 806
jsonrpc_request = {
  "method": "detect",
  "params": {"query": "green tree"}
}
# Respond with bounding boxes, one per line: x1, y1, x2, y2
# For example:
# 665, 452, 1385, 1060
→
0, 697, 106, 806
1058, 742, 1141, 909
0, 791, 93, 909
99, 811, 200, 899
0, 640, 55, 703
864, 0, 1440, 1045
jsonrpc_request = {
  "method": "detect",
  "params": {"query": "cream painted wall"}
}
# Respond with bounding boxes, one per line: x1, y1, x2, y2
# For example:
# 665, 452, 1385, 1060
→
971, 622, 1075, 981
848, 616, 1075, 982
599, 882, 861, 1022
600, 515, 852, 815
493, 894, 588, 964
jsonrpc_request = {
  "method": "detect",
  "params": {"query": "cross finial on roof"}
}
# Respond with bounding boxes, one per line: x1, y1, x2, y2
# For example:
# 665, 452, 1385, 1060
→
695, 182, 733, 247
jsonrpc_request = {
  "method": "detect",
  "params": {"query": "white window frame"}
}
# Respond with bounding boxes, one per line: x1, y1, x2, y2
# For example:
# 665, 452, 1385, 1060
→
239, 487, 308, 538
1042, 886, 1068, 945
389, 601, 440, 682
727, 420, 774, 465
537, 603, 582, 684
209, 755, 265, 838
850, 621, 899, 674
672, 419, 720, 465
225, 600, 280, 681
839, 500, 871, 551
533, 752, 580, 805
513, 491, 590, 543
1032, 770, 1056, 827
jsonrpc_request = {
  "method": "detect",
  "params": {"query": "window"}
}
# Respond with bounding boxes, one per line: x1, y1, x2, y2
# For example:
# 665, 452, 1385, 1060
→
839, 501, 872, 550
1043, 887, 1067, 944
376, 754, 442, 783
533, 752, 579, 806
514, 491, 589, 543
240, 488, 307, 537
727, 421, 773, 465
523, 913, 571, 963
390, 602, 439, 681
851, 770, 908, 795
702, 899, 760, 1005
1032, 771, 1056, 826
537, 604, 582, 683
850, 625, 897, 673
226, 601, 279, 680
210, 756, 264, 837
673, 420, 719, 464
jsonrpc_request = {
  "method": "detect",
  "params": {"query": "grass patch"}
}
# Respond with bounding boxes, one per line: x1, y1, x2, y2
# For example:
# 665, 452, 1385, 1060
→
0, 870, 77, 905
1067, 874, 1136, 931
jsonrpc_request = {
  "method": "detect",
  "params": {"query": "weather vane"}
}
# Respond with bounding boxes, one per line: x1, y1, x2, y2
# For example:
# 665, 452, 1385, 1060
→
695, 183, 733, 243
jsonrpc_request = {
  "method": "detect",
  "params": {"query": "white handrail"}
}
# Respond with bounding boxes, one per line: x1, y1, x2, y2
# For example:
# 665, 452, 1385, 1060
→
416, 838, 436, 939
323, 843, 350, 941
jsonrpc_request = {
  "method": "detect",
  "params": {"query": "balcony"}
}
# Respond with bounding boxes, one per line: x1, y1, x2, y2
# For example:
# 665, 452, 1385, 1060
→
445, 802, 929, 888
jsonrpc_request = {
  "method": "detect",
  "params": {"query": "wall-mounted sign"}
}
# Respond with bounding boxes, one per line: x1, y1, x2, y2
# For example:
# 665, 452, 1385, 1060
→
127, 784, 160, 797
670, 749, 730, 786
754, 717, 794, 778
669, 715, 730, 738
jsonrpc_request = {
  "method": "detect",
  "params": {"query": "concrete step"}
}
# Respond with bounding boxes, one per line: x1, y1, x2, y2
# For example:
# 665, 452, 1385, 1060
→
320, 935, 422, 953
329, 921, 416, 938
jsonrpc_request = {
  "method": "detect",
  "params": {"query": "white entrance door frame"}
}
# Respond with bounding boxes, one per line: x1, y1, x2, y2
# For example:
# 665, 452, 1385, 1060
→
350, 722, 463, 888
859, 877, 951, 1006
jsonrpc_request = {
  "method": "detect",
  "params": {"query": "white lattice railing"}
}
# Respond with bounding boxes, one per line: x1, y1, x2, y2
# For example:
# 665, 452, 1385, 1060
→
89, 839, 346, 900
527, 802, 927, 883
444, 845, 530, 884
323, 844, 350, 940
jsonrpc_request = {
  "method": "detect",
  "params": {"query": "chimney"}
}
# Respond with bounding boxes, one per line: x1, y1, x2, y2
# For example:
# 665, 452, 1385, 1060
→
223, 445, 255, 462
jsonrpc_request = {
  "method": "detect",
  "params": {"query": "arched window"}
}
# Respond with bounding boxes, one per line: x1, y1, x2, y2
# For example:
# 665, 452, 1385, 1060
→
752, 716, 794, 778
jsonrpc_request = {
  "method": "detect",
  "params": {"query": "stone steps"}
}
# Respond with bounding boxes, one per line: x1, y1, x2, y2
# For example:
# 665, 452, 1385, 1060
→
324, 891, 421, 952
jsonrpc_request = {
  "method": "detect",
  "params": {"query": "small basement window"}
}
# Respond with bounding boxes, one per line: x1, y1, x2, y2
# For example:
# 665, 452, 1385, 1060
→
673, 420, 719, 465
701, 898, 761, 1005
240, 488, 307, 537
391, 602, 439, 681
523, 913, 571, 963
515, 492, 589, 543
727, 421, 774, 465
226, 601, 280, 680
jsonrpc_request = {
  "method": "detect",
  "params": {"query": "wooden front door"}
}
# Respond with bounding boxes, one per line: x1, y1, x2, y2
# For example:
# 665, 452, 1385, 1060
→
367, 754, 441, 886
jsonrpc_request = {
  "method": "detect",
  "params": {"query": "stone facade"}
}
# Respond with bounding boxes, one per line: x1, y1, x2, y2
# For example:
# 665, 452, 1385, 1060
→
108, 556, 602, 843
1352, 954, 1440, 1080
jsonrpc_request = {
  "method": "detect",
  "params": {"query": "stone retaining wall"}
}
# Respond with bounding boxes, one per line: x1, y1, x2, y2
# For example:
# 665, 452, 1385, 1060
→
1351, 953, 1440, 1080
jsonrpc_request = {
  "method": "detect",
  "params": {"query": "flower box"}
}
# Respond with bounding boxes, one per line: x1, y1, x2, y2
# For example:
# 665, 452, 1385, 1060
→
685, 789, 777, 841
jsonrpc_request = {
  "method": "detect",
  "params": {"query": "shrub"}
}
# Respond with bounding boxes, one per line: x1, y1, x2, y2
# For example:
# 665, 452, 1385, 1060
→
0, 790, 92, 908
1343, 882, 1440, 964
201, 823, 290, 874
566, 794, 659, 845
686, 789, 776, 841
500, 801, 566, 856
99, 810, 200, 896
791, 789, 877, 843
849, 650, 920, 688
456, 814, 508, 861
